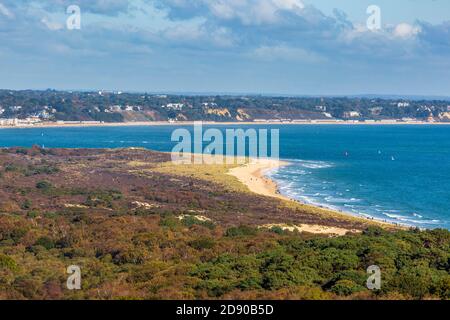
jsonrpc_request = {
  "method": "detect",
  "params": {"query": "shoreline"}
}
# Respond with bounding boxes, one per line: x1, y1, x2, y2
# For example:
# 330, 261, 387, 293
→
228, 158, 404, 231
2, 120, 450, 129
228, 158, 292, 201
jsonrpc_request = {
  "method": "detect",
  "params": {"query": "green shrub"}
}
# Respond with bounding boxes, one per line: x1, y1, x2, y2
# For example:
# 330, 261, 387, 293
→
34, 237, 55, 250
330, 279, 365, 296
112, 248, 147, 265
36, 180, 52, 190
84, 190, 123, 208
8, 228, 28, 244
395, 267, 432, 299
434, 276, 450, 299
159, 217, 179, 229
260, 250, 310, 290
225, 225, 258, 237
27, 210, 40, 218
21, 199, 32, 210
15, 148, 28, 155
5, 164, 21, 172
270, 226, 286, 235
13, 276, 41, 299
189, 238, 216, 250
25, 164, 59, 176
0, 254, 18, 271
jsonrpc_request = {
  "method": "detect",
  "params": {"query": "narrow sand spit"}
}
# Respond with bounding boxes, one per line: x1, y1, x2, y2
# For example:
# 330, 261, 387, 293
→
228, 159, 362, 235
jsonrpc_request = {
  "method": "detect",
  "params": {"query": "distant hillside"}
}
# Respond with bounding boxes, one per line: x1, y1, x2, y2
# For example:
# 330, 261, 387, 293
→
1, 89, 450, 123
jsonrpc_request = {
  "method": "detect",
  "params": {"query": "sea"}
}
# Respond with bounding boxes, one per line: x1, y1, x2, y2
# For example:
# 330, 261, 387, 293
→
1, 124, 449, 229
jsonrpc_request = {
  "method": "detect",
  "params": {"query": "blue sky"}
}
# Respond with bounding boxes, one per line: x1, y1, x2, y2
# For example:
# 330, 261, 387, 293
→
0, 0, 449, 96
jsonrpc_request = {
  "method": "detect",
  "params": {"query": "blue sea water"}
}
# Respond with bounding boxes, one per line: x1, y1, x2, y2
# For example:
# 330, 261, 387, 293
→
0, 124, 449, 229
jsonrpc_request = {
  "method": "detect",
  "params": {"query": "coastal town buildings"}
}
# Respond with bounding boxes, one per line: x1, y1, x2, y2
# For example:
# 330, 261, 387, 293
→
202, 102, 218, 108
9, 106, 22, 112
315, 105, 327, 111
0, 118, 19, 126
439, 112, 450, 121
106, 105, 122, 113
344, 111, 361, 118
369, 107, 383, 115
0, 117, 41, 126
162, 103, 185, 110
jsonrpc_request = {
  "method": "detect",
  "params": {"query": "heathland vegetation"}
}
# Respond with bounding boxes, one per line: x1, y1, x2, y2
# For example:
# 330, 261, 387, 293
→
0, 147, 448, 299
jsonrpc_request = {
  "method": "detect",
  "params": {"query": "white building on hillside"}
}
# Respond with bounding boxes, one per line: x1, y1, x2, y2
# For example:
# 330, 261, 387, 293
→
315, 105, 327, 111
344, 111, 361, 118
162, 103, 184, 110
9, 106, 22, 112
0, 118, 19, 126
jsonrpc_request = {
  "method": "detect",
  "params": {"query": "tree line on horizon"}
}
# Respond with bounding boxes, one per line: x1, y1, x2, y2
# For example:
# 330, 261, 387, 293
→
0, 89, 449, 123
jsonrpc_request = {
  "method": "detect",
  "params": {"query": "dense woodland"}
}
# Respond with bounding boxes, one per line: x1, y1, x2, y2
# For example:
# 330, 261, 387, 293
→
0, 147, 448, 300
1, 90, 450, 122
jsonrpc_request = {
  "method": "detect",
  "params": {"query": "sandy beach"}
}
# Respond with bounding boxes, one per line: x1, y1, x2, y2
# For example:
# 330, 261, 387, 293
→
227, 158, 366, 235
228, 158, 291, 201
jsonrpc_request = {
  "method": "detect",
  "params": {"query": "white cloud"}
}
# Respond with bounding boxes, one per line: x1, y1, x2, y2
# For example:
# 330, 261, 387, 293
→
41, 17, 64, 30
393, 23, 421, 39
162, 21, 234, 47
209, 26, 234, 47
272, 0, 304, 12
0, 3, 14, 18
253, 45, 322, 62
163, 23, 204, 41
204, 0, 305, 25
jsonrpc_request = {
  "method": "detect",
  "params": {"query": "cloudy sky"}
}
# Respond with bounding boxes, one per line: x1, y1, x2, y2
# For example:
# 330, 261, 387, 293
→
0, 0, 449, 95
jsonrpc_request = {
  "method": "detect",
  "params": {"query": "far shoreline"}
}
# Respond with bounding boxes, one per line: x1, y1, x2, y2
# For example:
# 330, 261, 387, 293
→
2, 120, 450, 129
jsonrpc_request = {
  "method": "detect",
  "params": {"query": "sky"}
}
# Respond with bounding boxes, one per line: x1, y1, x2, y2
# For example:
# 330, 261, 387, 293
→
0, 0, 449, 96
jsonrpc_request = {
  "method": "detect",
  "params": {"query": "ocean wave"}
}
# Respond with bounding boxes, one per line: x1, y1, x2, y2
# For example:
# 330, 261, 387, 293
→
286, 159, 334, 169
382, 213, 441, 225
105, 140, 152, 144
383, 213, 411, 220
301, 162, 333, 169
402, 219, 440, 225
279, 169, 309, 176
325, 196, 360, 203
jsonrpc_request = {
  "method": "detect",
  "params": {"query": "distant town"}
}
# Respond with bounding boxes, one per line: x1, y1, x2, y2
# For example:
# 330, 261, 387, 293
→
1, 89, 450, 127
